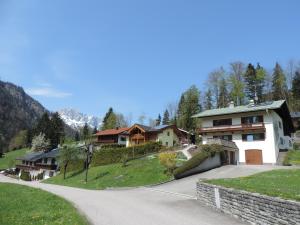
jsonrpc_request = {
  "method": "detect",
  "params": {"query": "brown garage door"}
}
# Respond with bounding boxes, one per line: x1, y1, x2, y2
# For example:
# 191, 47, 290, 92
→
245, 149, 263, 165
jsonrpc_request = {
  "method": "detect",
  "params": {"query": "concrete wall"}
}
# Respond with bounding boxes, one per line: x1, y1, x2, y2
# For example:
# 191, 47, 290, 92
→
197, 181, 300, 225
175, 153, 221, 179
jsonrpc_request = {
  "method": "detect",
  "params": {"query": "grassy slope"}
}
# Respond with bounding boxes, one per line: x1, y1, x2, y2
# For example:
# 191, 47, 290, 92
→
0, 183, 89, 225
285, 150, 300, 165
206, 169, 300, 201
44, 155, 172, 189
0, 148, 30, 169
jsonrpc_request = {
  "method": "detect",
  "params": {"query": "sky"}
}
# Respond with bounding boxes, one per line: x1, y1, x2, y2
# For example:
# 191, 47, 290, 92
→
0, 0, 300, 121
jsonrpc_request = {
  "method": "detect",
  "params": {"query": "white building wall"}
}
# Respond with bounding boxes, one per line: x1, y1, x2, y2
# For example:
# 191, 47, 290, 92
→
117, 135, 128, 146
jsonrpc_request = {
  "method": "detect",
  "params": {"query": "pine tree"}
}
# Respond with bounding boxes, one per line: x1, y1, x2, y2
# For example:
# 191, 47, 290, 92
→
255, 63, 266, 102
244, 63, 257, 101
92, 126, 98, 134
101, 107, 117, 130
82, 123, 90, 140
292, 71, 300, 100
217, 77, 229, 108
176, 94, 186, 128
204, 89, 213, 110
272, 63, 288, 100
155, 114, 161, 126
34, 113, 52, 139
162, 110, 170, 125
74, 131, 80, 142
50, 112, 65, 148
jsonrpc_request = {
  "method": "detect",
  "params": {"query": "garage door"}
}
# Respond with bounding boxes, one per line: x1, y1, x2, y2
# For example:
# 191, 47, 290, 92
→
245, 149, 263, 165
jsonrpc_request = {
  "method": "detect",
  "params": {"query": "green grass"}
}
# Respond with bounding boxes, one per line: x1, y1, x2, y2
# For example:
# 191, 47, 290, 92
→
0, 148, 30, 169
284, 150, 300, 165
206, 169, 300, 201
0, 183, 89, 225
44, 155, 172, 189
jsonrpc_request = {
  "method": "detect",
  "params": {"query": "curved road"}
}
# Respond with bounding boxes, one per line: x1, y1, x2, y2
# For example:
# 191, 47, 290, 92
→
1, 165, 280, 225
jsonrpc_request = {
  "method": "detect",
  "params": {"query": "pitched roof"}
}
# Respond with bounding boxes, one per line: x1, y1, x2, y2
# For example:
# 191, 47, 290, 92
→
95, 127, 129, 136
17, 148, 59, 162
192, 100, 286, 118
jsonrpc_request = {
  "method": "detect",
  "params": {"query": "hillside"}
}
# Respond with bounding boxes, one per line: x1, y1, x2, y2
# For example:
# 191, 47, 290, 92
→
0, 81, 75, 153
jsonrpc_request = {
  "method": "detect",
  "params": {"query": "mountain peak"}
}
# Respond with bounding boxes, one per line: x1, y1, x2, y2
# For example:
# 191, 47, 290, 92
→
58, 108, 101, 130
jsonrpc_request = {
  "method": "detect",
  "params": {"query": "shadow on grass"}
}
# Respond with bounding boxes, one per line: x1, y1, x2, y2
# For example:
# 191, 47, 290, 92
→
93, 171, 110, 180
68, 169, 85, 179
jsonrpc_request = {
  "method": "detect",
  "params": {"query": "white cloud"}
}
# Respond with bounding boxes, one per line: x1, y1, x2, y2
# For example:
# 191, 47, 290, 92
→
25, 87, 72, 98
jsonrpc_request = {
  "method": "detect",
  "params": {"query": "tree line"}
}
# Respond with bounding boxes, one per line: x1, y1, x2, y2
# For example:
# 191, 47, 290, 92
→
156, 61, 300, 133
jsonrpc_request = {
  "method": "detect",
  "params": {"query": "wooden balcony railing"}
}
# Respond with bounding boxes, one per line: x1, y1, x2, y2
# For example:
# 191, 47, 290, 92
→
199, 122, 265, 134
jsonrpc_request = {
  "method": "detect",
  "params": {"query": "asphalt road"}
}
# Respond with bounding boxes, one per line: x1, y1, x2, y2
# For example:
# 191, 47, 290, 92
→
1, 165, 281, 225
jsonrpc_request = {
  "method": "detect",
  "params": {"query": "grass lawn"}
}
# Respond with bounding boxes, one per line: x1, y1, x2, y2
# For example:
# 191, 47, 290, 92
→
206, 169, 300, 201
284, 150, 300, 165
0, 183, 89, 225
0, 148, 30, 170
44, 155, 172, 189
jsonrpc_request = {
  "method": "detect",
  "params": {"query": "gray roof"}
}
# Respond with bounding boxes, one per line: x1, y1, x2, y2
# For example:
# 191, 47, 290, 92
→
193, 100, 286, 118
17, 148, 59, 162
291, 112, 300, 118
135, 124, 173, 132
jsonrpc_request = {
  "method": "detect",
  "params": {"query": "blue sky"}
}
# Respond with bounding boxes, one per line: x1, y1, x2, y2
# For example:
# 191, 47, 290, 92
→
1, 0, 300, 121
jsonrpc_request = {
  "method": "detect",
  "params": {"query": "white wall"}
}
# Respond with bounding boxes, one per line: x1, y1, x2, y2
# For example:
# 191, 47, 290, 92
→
117, 135, 128, 146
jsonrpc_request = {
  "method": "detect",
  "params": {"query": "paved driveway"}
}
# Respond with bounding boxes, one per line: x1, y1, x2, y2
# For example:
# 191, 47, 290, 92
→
1, 165, 286, 225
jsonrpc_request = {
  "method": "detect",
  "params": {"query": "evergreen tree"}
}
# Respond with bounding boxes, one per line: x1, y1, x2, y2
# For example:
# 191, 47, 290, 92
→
244, 63, 257, 101
34, 113, 52, 138
82, 123, 90, 140
162, 110, 170, 125
217, 78, 229, 108
101, 107, 117, 130
292, 71, 300, 100
176, 94, 186, 128
50, 112, 65, 148
204, 89, 213, 110
272, 63, 288, 100
75, 131, 80, 142
155, 114, 161, 126
92, 126, 98, 134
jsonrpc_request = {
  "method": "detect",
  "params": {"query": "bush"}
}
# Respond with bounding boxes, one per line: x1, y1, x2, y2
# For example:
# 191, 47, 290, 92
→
293, 143, 300, 150
200, 144, 223, 157
20, 171, 31, 181
91, 142, 162, 166
100, 144, 125, 149
159, 152, 177, 174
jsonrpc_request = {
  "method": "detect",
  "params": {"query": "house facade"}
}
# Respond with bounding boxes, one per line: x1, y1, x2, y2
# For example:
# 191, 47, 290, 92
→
193, 100, 294, 165
94, 127, 129, 146
16, 148, 59, 179
127, 124, 183, 147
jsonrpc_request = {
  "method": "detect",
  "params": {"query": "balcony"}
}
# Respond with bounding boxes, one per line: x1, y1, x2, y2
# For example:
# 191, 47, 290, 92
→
199, 122, 265, 134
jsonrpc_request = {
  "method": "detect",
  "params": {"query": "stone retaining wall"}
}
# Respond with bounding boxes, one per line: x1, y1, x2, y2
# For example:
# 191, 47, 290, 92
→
196, 181, 300, 225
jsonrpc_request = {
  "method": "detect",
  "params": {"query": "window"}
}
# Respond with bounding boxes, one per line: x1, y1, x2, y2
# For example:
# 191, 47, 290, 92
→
213, 118, 232, 126
43, 158, 47, 164
213, 135, 232, 141
278, 121, 282, 129
165, 142, 168, 146
241, 115, 263, 124
51, 158, 56, 164
120, 136, 126, 142
167, 131, 170, 136
280, 137, 285, 145
242, 133, 265, 141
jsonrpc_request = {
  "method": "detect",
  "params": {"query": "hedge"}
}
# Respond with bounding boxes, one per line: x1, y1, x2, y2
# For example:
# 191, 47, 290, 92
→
91, 142, 162, 166
100, 144, 125, 149
20, 171, 31, 181
173, 144, 223, 178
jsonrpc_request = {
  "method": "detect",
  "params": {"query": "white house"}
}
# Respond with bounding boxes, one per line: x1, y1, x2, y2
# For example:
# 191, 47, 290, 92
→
193, 100, 294, 165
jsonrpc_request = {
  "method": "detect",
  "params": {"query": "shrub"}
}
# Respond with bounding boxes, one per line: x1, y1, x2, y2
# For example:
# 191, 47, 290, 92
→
91, 142, 162, 166
173, 151, 209, 178
20, 171, 31, 181
37, 172, 44, 180
200, 144, 223, 157
159, 152, 177, 174
293, 143, 300, 151
101, 144, 125, 149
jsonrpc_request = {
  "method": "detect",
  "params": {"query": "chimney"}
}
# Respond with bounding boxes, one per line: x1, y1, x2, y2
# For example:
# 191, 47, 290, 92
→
248, 99, 255, 106
228, 101, 235, 108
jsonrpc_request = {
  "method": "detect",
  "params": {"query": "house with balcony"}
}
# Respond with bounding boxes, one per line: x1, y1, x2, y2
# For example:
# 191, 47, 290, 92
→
94, 127, 130, 146
127, 124, 185, 147
193, 100, 294, 165
16, 148, 59, 179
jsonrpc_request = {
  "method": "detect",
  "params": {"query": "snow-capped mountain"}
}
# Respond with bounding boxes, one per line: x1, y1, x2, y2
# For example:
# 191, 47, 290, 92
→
58, 108, 102, 130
